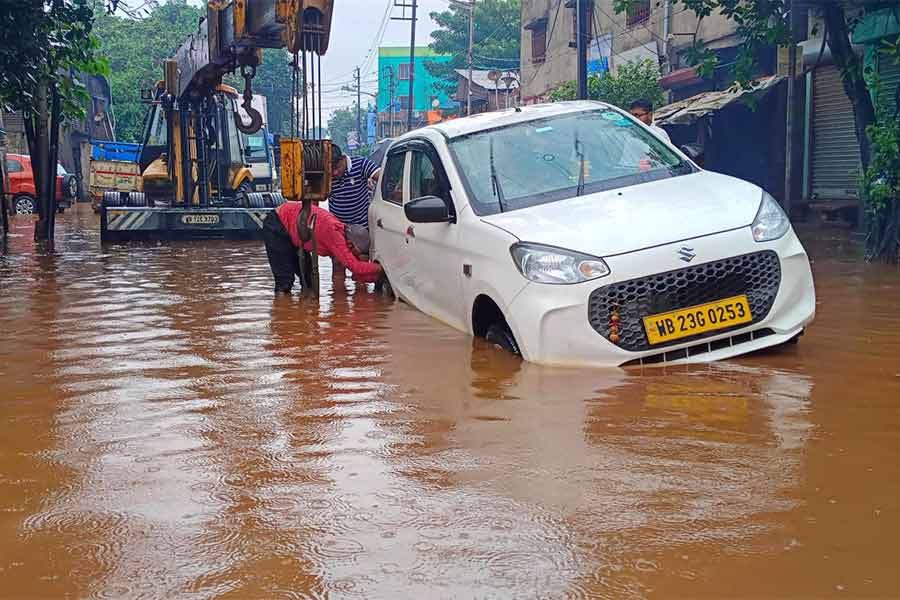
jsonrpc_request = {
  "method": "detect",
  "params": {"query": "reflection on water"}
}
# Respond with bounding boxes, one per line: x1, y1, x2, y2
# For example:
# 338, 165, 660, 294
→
1, 209, 900, 598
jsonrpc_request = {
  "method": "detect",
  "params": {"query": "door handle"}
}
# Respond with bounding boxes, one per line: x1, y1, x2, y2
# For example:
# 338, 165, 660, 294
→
406, 225, 415, 238
376, 218, 384, 229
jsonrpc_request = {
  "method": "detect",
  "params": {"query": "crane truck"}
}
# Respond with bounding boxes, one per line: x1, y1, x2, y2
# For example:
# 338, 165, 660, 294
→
101, 0, 334, 242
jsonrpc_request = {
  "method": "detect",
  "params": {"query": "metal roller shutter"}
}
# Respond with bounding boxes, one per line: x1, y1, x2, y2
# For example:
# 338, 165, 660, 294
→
877, 58, 900, 115
811, 65, 862, 201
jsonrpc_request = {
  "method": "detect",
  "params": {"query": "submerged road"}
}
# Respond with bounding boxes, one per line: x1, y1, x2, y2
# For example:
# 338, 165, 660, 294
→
1, 206, 899, 598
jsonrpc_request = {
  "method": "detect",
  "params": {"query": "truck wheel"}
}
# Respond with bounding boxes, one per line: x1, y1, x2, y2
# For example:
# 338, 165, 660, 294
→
485, 321, 521, 356
238, 182, 253, 208
13, 194, 36, 215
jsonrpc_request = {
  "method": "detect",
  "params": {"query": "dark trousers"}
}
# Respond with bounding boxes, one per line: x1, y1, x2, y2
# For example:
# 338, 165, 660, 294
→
263, 211, 302, 294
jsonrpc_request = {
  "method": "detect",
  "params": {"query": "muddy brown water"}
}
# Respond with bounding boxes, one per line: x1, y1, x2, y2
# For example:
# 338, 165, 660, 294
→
1, 205, 899, 599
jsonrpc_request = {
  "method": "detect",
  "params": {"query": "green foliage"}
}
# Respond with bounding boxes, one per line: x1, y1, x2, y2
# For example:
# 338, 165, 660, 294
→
0, 0, 108, 121
92, 1, 203, 142
547, 60, 666, 110
426, 0, 521, 96
93, 2, 293, 142
860, 39, 900, 262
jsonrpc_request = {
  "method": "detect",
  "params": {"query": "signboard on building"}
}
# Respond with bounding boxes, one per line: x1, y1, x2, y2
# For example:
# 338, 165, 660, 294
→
367, 109, 377, 146
346, 131, 359, 151
589, 33, 613, 75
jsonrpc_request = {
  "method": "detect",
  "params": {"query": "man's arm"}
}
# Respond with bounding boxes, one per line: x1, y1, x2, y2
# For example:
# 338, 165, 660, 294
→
319, 221, 383, 283
363, 157, 382, 192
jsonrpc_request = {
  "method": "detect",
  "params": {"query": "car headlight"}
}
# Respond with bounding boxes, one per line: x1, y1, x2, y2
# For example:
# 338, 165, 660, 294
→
510, 242, 610, 284
751, 191, 790, 242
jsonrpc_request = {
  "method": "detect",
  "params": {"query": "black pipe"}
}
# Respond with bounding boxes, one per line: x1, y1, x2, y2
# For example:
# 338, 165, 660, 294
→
195, 100, 209, 208
179, 106, 192, 209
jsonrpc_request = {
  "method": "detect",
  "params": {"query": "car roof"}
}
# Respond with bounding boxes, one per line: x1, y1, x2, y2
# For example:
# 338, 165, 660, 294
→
415, 100, 614, 140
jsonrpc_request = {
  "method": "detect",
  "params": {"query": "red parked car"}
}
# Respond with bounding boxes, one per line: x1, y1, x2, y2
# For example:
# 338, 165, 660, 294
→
4, 153, 77, 215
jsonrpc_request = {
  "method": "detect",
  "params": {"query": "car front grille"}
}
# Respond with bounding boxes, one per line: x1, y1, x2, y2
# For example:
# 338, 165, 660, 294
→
588, 250, 781, 352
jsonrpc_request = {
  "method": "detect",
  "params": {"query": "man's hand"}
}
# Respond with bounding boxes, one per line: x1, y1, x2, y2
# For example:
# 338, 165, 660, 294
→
367, 168, 382, 192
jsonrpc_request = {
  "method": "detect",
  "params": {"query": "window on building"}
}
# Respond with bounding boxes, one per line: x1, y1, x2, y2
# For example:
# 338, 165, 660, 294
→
626, 0, 651, 28
398, 95, 410, 110
398, 63, 413, 81
532, 27, 547, 64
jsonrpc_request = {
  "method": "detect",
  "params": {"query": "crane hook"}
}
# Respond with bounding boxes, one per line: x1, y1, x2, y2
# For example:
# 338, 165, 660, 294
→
234, 64, 264, 135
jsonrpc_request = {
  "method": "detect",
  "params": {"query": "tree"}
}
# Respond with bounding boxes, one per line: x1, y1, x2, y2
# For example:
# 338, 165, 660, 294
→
427, 0, 521, 96
547, 59, 665, 109
93, 2, 294, 142
327, 104, 361, 152
0, 0, 109, 240
92, 1, 205, 142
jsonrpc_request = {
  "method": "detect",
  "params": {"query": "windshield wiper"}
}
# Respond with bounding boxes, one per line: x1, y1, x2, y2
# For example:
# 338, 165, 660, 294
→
575, 133, 586, 197
490, 138, 507, 213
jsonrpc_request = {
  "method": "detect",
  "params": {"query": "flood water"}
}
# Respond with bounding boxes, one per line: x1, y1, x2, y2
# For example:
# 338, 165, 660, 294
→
1, 205, 899, 599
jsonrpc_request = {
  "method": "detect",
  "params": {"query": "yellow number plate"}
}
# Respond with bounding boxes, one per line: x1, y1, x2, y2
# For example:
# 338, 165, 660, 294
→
643, 295, 753, 345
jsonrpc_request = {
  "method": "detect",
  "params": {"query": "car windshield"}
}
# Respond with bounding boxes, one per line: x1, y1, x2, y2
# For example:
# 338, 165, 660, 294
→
448, 107, 694, 216
57, 164, 67, 175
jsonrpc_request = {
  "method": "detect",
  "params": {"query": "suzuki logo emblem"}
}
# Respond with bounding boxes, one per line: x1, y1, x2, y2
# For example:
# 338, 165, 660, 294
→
678, 247, 696, 262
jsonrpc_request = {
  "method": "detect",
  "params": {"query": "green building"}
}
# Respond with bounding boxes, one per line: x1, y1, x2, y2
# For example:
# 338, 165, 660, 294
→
377, 47, 456, 137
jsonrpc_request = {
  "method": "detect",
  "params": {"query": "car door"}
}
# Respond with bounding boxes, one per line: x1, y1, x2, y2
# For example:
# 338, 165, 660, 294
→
370, 146, 415, 298
6, 157, 32, 196
402, 141, 465, 331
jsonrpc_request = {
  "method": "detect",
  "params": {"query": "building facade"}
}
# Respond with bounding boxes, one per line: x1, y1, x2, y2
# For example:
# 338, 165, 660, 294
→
519, 0, 742, 103
376, 47, 456, 138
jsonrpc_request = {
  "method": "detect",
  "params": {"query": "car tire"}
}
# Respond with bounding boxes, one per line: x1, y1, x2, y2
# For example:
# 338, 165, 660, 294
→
485, 321, 521, 356
13, 194, 37, 215
66, 176, 78, 199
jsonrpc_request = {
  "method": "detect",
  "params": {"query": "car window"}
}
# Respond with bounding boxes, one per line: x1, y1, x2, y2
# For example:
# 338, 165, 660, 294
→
57, 164, 67, 176
449, 107, 694, 216
410, 150, 449, 203
381, 151, 405, 205
6, 159, 23, 173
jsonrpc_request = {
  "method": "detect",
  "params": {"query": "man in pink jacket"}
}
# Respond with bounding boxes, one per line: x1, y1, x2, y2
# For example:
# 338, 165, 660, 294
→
263, 202, 383, 295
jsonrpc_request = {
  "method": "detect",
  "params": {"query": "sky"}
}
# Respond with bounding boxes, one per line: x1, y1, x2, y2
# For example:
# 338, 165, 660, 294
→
188, 0, 452, 119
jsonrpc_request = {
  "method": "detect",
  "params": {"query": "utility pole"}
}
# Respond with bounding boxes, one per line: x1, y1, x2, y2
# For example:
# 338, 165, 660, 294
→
784, 0, 797, 217
355, 66, 362, 144
468, 1, 475, 115
393, 0, 418, 132
576, 0, 589, 100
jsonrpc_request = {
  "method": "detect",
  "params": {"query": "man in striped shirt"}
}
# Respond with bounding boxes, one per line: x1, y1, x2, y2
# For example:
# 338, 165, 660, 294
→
328, 145, 381, 281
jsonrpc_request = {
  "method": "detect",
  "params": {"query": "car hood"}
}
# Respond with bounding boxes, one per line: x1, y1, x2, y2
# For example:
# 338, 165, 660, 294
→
479, 171, 763, 257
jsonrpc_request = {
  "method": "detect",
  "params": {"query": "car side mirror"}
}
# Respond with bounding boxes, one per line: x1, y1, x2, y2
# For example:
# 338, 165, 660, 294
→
681, 144, 704, 166
404, 195, 453, 223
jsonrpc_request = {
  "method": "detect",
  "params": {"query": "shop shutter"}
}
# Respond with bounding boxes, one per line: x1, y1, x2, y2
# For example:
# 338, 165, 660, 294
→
876, 57, 900, 116
810, 65, 862, 201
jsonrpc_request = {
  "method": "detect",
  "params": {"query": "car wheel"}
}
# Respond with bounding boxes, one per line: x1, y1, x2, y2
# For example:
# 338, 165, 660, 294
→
14, 195, 36, 215
66, 176, 78, 199
485, 321, 521, 356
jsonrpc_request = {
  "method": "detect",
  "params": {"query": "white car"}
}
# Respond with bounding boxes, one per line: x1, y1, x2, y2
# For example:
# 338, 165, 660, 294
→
369, 101, 816, 368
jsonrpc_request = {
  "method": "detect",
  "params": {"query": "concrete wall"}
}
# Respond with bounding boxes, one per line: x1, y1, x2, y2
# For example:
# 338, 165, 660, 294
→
520, 0, 740, 101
